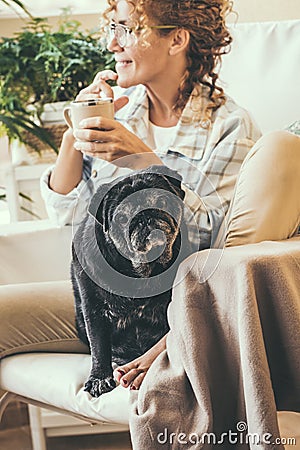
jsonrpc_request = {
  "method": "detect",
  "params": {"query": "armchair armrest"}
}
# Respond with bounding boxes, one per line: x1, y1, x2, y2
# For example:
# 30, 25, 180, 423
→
0, 220, 73, 285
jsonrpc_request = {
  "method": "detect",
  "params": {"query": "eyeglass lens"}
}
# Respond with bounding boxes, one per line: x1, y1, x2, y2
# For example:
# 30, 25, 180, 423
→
108, 24, 133, 47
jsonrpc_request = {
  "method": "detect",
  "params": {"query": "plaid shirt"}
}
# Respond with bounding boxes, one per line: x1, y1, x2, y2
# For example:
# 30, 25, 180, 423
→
41, 84, 261, 249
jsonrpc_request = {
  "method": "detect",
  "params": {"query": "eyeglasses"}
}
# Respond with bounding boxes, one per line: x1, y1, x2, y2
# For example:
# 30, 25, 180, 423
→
106, 23, 135, 47
106, 22, 177, 48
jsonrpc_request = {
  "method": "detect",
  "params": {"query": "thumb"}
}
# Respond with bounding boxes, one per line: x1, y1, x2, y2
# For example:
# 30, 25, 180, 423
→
114, 96, 129, 112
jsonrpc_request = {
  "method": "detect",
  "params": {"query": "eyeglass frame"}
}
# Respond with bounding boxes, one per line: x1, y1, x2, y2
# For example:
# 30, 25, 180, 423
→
106, 22, 177, 48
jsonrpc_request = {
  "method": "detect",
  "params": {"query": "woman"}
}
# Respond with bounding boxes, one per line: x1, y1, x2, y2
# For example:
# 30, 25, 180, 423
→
41, 0, 260, 240
41, 0, 260, 388
1, 0, 299, 393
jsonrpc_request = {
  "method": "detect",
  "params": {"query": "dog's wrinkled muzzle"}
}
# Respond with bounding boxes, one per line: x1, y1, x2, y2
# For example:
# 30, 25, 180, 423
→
147, 229, 167, 247
132, 228, 166, 254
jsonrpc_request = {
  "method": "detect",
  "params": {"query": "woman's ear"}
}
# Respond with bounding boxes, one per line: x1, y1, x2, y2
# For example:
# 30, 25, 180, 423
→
169, 29, 190, 56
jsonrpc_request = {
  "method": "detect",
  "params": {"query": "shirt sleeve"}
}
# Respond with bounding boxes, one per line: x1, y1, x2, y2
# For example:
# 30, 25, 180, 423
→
180, 115, 261, 249
40, 155, 95, 226
40, 155, 134, 227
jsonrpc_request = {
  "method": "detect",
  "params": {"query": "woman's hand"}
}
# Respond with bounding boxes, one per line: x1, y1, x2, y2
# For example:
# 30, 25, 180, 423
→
73, 116, 162, 169
76, 69, 128, 113
73, 69, 162, 169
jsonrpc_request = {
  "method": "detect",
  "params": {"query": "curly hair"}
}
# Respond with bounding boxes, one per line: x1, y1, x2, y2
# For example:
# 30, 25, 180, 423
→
103, 0, 233, 115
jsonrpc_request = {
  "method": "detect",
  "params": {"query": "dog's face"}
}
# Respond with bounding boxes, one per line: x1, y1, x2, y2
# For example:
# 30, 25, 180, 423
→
88, 166, 185, 276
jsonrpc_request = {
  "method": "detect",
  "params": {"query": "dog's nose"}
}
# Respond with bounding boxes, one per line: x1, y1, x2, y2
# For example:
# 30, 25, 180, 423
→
143, 230, 167, 262
147, 229, 166, 248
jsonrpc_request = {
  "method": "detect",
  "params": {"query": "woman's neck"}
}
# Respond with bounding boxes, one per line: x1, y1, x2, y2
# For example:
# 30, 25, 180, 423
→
146, 89, 179, 127
145, 39, 189, 127
145, 74, 185, 127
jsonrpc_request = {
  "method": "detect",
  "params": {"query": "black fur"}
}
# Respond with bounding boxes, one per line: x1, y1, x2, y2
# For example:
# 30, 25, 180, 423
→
71, 165, 191, 397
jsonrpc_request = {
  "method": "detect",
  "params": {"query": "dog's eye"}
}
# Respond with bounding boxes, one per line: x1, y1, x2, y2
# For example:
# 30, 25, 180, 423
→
115, 212, 128, 226
156, 197, 167, 210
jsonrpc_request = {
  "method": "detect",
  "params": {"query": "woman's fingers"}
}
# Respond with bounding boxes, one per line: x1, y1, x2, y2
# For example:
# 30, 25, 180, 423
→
94, 79, 115, 98
75, 70, 129, 112
73, 124, 119, 154
130, 372, 147, 390
74, 140, 110, 152
73, 118, 119, 156
93, 70, 118, 83
92, 70, 129, 112
76, 116, 116, 131
75, 70, 117, 101
74, 128, 113, 143
79, 70, 118, 100
76, 80, 113, 100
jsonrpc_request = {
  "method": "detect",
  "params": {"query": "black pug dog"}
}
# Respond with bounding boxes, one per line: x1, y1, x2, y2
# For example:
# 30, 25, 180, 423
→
71, 165, 191, 397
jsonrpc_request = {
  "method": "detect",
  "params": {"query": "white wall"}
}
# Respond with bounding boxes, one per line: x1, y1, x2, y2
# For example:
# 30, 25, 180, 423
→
1, 0, 300, 37
231, 0, 300, 22
0, 14, 101, 37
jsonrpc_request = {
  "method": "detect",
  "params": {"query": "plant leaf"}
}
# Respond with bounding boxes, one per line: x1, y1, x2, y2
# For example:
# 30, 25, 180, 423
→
0, 113, 58, 152
1, 0, 33, 19
19, 191, 33, 202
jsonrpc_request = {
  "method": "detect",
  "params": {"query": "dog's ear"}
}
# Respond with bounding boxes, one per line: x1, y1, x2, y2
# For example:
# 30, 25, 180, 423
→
88, 183, 111, 230
163, 173, 185, 200
88, 173, 132, 230
143, 165, 185, 200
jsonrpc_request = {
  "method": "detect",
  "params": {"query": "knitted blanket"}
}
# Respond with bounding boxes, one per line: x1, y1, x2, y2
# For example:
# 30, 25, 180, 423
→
129, 238, 300, 449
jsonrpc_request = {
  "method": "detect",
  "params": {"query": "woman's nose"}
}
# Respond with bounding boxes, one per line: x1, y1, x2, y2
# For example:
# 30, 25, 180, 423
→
107, 35, 123, 53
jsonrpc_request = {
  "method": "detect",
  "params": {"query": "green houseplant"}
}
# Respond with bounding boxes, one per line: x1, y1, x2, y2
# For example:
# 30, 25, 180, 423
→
0, 0, 33, 19
0, 9, 114, 152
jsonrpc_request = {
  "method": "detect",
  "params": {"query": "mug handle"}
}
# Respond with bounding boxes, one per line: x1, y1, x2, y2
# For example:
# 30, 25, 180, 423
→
63, 107, 73, 128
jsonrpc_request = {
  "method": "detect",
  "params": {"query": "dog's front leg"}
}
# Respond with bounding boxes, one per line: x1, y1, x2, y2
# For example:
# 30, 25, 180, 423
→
83, 309, 116, 397
72, 248, 116, 397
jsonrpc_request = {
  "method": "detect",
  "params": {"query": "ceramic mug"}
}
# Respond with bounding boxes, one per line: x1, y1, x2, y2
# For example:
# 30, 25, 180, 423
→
63, 98, 114, 129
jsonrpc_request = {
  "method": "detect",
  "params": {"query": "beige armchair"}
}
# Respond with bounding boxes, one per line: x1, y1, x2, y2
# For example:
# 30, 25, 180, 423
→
0, 221, 130, 449
0, 224, 299, 449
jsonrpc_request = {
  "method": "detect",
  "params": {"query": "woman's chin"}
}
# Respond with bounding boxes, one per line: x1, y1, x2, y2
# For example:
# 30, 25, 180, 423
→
117, 77, 135, 88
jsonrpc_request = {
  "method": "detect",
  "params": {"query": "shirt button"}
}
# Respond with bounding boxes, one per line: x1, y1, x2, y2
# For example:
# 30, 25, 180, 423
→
200, 119, 211, 129
91, 169, 97, 178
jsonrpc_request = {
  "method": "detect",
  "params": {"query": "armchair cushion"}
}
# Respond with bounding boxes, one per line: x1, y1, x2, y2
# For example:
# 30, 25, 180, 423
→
0, 221, 72, 284
0, 353, 130, 425
219, 20, 300, 133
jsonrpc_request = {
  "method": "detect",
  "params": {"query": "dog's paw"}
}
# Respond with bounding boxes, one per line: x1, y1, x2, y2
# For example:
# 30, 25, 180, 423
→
84, 375, 116, 397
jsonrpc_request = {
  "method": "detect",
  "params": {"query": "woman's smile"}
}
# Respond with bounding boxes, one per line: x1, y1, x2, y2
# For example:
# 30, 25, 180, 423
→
115, 59, 133, 70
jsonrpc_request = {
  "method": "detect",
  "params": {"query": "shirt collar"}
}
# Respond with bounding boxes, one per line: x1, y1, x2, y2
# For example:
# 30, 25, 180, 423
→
115, 84, 213, 159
